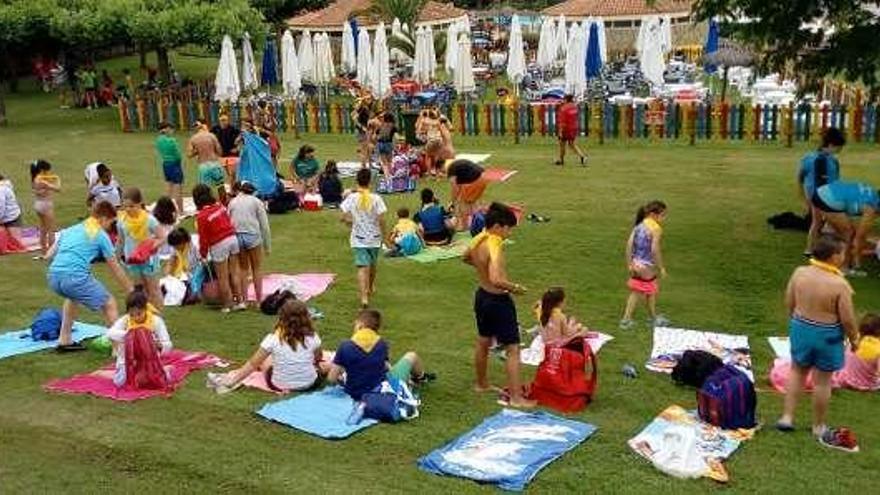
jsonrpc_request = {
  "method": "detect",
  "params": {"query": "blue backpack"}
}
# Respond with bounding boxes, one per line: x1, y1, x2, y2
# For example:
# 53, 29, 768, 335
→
30, 308, 63, 341
361, 377, 420, 423
697, 365, 757, 430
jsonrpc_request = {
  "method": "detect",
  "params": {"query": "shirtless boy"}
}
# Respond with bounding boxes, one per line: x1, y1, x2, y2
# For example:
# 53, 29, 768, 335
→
462, 202, 535, 408
778, 235, 860, 452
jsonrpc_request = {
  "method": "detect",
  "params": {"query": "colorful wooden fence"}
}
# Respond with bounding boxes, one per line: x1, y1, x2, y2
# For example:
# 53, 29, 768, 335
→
117, 92, 880, 145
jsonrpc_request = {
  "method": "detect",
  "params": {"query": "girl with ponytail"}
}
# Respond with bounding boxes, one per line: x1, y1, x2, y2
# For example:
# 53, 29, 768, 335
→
621, 200, 668, 330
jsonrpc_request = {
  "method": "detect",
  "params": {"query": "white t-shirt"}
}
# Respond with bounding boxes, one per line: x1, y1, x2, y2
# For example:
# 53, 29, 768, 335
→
84, 162, 102, 188
107, 315, 173, 371
259, 332, 322, 390
340, 192, 387, 248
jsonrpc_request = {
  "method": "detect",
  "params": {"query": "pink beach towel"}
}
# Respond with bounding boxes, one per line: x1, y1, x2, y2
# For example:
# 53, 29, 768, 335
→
247, 273, 335, 303
44, 350, 223, 401
769, 356, 879, 393
242, 351, 335, 394
0, 227, 41, 254
482, 168, 518, 183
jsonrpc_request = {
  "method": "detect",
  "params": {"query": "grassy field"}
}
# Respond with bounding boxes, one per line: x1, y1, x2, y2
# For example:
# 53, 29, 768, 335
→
1, 62, 879, 493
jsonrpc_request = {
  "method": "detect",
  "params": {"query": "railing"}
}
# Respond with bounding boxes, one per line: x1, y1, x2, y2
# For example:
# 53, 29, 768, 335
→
116, 89, 880, 145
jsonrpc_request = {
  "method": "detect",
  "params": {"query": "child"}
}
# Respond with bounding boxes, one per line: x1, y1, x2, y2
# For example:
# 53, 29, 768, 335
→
88, 164, 122, 209
414, 188, 454, 245
328, 309, 433, 401
375, 113, 398, 178
165, 227, 200, 280
386, 207, 422, 257
620, 200, 668, 330
341, 168, 387, 308
291, 145, 320, 192
536, 287, 589, 346
318, 160, 343, 207
228, 181, 271, 304
799, 127, 845, 254
0, 174, 24, 248
206, 300, 328, 394
447, 159, 488, 231
834, 313, 880, 391
555, 94, 587, 166
118, 188, 164, 310
47, 201, 133, 351
155, 122, 184, 214
151, 195, 179, 260
193, 184, 244, 313
30, 160, 62, 258
104, 289, 172, 388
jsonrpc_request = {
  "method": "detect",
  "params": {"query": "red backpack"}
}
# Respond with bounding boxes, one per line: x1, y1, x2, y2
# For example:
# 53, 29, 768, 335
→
528, 337, 598, 413
124, 327, 168, 391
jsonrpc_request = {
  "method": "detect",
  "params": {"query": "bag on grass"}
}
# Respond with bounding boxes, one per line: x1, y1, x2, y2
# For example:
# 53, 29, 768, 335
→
260, 289, 296, 315
30, 307, 62, 341
123, 327, 168, 391
528, 337, 598, 413
697, 365, 757, 430
361, 378, 420, 423
671, 350, 724, 388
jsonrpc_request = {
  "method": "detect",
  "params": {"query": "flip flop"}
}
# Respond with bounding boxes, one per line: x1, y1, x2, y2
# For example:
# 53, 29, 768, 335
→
775, 421, 795, 432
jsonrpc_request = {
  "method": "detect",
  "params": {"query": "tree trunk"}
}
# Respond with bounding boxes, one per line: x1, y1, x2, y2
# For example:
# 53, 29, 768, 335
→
138, 43, 148, 68
156, 47, 170, 84
0, 82, 8, 127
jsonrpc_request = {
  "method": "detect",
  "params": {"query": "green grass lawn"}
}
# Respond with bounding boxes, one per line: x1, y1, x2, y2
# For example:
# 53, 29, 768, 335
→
1, 74, 880, 494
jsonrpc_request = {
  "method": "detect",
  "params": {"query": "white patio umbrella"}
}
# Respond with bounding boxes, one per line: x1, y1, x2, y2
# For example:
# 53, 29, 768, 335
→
426, 25, 437, 76
413, 27, 430, 84
298, 30, 315, 82
596, 18, 608, 63
638, 16, 665, 87
313, 33, 334, 87
536, 17, 554, 69
454, 33, 475, 95
390, 18, 409, 63
564, 24, 586, 97
356, 28, 372, 87
661, 15, 673, 56
281, 29, 301, 98
341, 22, 357, 73
241, 32, 258, 92
556, 15, 568, 58
370, 22, 392, 98
445, 20, 459, 74
506, 15, 526, 91
214, 35, 240, 102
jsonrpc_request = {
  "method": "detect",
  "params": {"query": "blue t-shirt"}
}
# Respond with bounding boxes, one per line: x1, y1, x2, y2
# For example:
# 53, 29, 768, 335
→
48, 222, 115, 276
415, 204, 447, 234
117, 213, 159, 258
799, 151, 839, 198
818, 181, 880, 216
333, 338, 389, 400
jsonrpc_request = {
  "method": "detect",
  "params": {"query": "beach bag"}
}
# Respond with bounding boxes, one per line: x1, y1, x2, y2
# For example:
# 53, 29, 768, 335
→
127, 239, 160, 265
30, 307, 62, 341
697, 365, 757, 430
301, 192, 323, 211
528, 338, 598, 413
123, 327, 169, 391
260, 289, 296, 315
671, 350, 724, 388
361, 378, 420, 423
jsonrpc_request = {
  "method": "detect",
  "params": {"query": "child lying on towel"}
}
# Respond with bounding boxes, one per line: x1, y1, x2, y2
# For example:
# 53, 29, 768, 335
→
207, 300, 328, 394
97, 289, 172, 389
328, 309, 435, 401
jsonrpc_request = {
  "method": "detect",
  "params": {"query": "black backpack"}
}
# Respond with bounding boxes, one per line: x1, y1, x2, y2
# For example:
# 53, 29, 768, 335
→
260, 289, 296, 315
671, 350, 724, 388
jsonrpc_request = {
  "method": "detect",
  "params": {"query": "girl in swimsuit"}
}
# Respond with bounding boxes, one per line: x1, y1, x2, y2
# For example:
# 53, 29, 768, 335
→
621, 200, 668, 330
30, 159, 62, 259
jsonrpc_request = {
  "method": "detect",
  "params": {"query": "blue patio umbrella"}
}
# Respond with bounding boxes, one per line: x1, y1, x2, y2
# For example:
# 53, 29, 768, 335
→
704, 19, 720, 74
585, 22, 602, 79
261, 37, 278, 87
351, 18, 360, 56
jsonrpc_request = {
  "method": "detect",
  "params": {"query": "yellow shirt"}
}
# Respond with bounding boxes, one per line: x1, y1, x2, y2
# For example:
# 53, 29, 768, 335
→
394, 218, 418, 236
857, 335, 880, 362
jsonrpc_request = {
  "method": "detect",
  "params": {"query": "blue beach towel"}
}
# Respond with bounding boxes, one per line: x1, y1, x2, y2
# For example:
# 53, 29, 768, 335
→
418, 409, 597, 491
237, 132, 280, 199
255, 386, 378, 439
0, 322, 106, 360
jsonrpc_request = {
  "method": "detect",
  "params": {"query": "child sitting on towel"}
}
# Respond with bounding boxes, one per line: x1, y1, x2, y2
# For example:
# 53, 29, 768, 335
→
620, 200, 668, 330
318, 160, 343, 207
88, 163, 123, 209
414, 188, 454, 245
101, 289, 172, 388
536, 287, 590, 346
328, 309, 434, 401
385, 207, 423, 257
207, 300, 328, 394
835, 313, 880, 390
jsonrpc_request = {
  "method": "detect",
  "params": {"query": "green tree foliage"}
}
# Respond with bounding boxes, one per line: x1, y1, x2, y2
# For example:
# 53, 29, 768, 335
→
694, 1, 880, 90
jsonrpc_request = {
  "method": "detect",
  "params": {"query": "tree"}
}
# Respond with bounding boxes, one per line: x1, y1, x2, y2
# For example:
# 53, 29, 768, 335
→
694, 1, 880, 91
362, 0, 427, 58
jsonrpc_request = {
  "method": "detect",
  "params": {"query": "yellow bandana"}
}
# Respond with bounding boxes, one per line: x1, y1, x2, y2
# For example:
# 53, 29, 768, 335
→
171, 245, 190, 278
356, 187, 373, 212
351, 327, 381, 353
126, 311, 155, 332
36, 172, 60, 185
469, 231, 503, 262
644, 217, 662, 234
120, 208, 150, 242
809, 258, 843, 277
83, 217, 103, 240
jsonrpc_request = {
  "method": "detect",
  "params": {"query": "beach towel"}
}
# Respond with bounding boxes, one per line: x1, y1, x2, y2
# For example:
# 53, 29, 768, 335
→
418, 408, 596, 491
255, 386, 378, 439
0, 322, 105, 360
336, 161, 381, 178
246, 273, 335, 303
646, 327, 753, 381
482, 168, 518, 183
44, 350, 222, 401
242, 351, 335, 394
148, 197, 197, 220
0, 226, 45, 254
520, 331, 614, 366
454, 153, 492, 164
768, 336, 790, 360
628, 405, 756, 483
238, 132, 280, 198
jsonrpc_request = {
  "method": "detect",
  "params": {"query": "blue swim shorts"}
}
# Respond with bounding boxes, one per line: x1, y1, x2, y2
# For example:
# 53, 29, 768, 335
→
48, 272, 110, 311
789, 316, 845, 372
